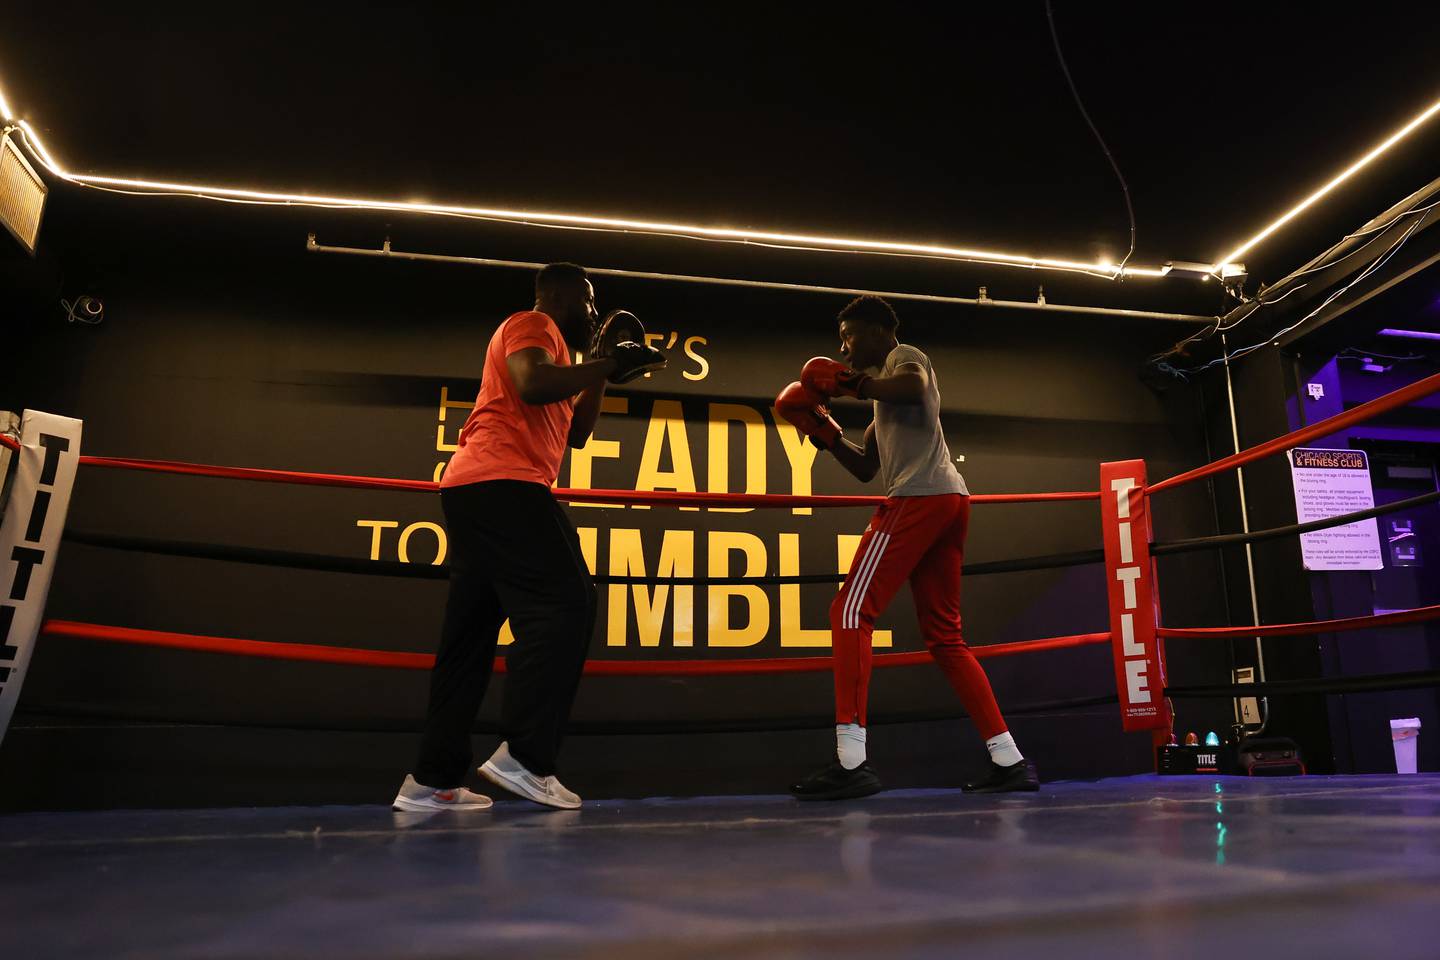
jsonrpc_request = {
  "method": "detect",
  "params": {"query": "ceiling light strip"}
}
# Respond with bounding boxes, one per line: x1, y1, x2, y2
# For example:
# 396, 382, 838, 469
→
0, 84, 1180, 280
1219, 94, 1440, 266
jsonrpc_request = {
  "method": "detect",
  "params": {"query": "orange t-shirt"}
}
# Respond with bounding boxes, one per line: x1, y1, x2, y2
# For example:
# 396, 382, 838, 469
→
440, 311, 575, 489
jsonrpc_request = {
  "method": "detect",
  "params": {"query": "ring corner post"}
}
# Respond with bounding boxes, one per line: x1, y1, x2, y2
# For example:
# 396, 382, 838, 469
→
0, 410, 84, 748
1099, 459, 1172, 767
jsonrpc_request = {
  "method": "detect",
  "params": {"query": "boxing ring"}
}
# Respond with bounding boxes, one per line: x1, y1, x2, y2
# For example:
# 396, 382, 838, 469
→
2, 374, 1440, 960
2, 371, 1438, 746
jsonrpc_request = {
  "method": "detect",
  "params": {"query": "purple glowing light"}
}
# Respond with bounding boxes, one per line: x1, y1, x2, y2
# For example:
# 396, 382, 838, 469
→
1377, 328, 1440, 341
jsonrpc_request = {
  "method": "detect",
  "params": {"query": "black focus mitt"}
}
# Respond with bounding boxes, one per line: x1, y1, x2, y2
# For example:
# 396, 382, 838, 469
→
592, 309, 667, 383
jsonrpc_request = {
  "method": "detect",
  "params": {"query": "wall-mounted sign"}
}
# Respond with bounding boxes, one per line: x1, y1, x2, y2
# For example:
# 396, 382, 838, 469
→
1288, 447, 1383, 571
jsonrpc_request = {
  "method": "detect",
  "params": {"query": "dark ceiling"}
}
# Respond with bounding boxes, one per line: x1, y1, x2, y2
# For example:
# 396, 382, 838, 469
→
4, 2, 1440, 309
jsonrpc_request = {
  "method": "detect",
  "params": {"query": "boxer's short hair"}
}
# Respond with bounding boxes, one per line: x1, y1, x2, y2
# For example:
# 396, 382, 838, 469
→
838, 295, 898, 332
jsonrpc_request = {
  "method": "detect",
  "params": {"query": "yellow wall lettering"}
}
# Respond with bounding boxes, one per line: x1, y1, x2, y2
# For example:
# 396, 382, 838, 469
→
357, 520, 400, 560
569, 396, 629, 508
399, 522, 447, 565
836, 534, 892, 648
435, 386, 474, 478
436, 386, 473, 453
635, 399, 698, 512
438, 386, 474, 423
778, 532, 832, 647
435, 424, 459, 454
774, 410, 821, 516
683, 336, 710, 381
607, 529, 696, 648
707, 403, 766, 514
707, 531, 769, 647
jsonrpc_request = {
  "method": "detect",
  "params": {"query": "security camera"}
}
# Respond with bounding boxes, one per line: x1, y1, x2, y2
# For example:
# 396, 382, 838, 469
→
61, 296, 104, 325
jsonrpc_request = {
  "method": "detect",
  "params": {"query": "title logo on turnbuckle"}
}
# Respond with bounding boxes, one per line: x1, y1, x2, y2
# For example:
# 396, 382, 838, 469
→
1099, 460, 1169, 733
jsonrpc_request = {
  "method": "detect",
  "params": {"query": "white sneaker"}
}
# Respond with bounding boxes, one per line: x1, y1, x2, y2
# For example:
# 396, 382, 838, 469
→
479, 742, 582, 810
391, 774, 493, 812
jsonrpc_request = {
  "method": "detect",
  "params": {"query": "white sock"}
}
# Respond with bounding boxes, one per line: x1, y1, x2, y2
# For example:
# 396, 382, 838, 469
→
986, 732, 1023, 768
836, 723, 867, 770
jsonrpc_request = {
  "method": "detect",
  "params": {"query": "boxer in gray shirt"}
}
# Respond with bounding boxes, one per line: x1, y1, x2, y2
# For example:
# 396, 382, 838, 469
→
776, 295, 1039, 800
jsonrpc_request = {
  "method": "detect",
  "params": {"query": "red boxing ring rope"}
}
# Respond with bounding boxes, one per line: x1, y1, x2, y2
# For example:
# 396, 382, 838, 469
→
1158, 603, 1440, 639
8, 370, 1440, 505
1150, 370, 1440, 494
40, 620, 1109, 674
13, 368, 1439, 694
0, 436, 1096, 505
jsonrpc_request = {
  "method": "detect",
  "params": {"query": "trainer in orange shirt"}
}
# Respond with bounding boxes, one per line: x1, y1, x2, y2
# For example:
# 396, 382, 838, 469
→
393, 263, 664, 812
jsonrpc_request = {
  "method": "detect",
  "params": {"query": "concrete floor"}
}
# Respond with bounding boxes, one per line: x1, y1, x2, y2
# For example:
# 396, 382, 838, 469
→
3, 775, 1439, 959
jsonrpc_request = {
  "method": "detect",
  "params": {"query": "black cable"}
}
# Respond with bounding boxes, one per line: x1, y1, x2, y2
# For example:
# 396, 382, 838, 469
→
62, 487, 1438, 587
58, 531, 842, 585
1180, 215, 1427, 375
62, 531, 452, 580
1147, 188, 1440, 373
61, 529, 1106, 584
962, 547, 1103, 575
1045, 0, 1136, 273
1151, 489, 1440, 557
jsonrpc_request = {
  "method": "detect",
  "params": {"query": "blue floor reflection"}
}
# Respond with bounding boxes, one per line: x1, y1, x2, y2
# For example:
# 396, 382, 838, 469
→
4, 775, 1440, 959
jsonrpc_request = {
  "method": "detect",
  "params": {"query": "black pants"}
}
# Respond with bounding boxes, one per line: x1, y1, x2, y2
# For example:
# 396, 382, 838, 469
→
414, 480, 596, 787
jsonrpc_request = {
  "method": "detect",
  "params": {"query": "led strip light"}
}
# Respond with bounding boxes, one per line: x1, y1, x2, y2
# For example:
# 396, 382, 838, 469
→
0, 78, 1169, 280
1216, 94, 1440, 267
4, 78, 1439, 282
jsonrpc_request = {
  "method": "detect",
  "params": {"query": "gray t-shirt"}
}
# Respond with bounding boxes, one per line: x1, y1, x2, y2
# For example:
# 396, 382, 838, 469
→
873, 344, 968, 498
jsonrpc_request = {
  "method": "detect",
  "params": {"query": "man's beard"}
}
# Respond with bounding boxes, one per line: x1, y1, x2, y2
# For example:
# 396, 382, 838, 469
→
559, 312, 592, 354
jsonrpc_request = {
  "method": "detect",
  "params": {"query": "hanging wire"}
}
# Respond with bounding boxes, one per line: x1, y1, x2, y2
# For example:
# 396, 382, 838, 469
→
1046, 0, 1137, 275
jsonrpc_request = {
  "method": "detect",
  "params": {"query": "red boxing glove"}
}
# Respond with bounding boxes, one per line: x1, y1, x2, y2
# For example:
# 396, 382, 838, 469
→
775, 381, 842, 450
801, 357, 871, 400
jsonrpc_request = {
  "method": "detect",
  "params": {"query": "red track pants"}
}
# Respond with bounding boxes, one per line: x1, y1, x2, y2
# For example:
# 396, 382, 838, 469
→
832, 493, 1007, 737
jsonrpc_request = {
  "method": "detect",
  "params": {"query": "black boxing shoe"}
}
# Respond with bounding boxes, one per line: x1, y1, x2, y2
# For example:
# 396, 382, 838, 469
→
789, 760, 883, 801
962, 758, 1041, 794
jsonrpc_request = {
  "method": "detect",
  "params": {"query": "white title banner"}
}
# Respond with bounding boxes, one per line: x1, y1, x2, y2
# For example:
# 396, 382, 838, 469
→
0, 410, 84, 745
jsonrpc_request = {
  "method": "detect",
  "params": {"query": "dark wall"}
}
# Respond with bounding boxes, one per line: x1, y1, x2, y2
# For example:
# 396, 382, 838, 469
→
0, 191, 1234, 807
1290, 348, 1440, 774
1190, 264, 1440, 775
1197, 346, 1340, 770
